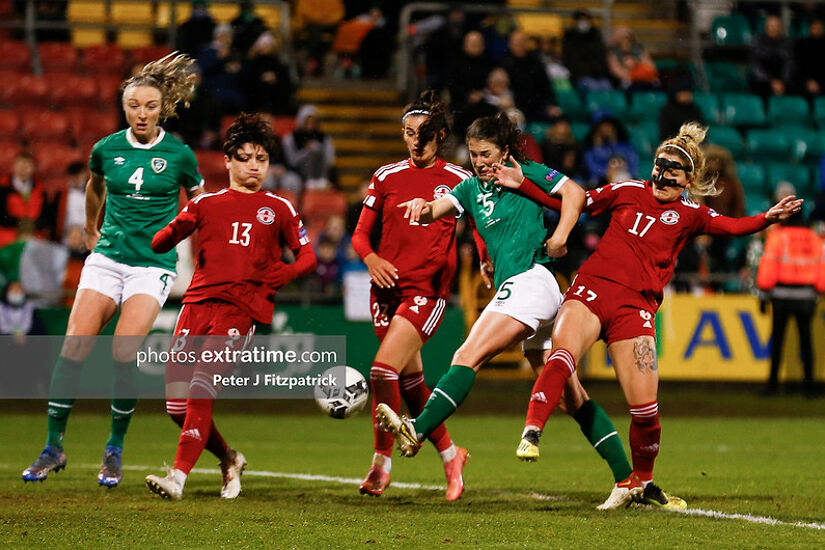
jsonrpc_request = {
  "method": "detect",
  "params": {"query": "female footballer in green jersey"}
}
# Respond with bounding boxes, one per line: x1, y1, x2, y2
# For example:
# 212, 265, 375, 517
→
377, 113, 635, 507
23, 53, 204, 488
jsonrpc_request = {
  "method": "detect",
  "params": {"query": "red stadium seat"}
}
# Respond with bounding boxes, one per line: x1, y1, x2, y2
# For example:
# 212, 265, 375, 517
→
32, 143, 82, 177
96, 73, 124, 107
0, 109, 20, 135
195, 150, 228, 191
0, 138, 23, 167
20, 110, 71, 141
81, 44, 126, 74
46, 73, 98, 107
0, 40, 31, 71
39, 42, 79, 72
271, 116, 296, 138
302, 189, 347, 219
129, 45, 174, 65
272, 189, 298, 209
1, 75, 49, 105
71, 108, 120, 144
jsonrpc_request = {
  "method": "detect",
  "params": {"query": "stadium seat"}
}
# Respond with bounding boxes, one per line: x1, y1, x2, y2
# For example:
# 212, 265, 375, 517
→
46, 73, 98, 107
745, 129, 793, 161
767, 96, 810, 126
0, 139, 23, 167
526, 122, 548, 144
628, 91, 667, 124
0, 40, 31, 71
814, 97, 825, 128
117, 31, 154, 49
129, 45, 174, 65
1, 75, 49, 105
585, 90, 628, 120
96, 74, 124, 106
272, 189, 298, 209
271, 116, 296, 138
711, 14, 752, 46
110, 1, 153, 24
156, 2, 193, 27
770, 126, 825, 163
39, 42, 78, 72
737, 162, 767, 197
705, 61, 748, 93
302, 189, 347, 231
571, 121, 590, 142
707, 126, 744, 156
210, 4, 240, 23
721, 93, 766, 126
67, 0, 106, 23
21, 110, 71, 142
256, 5, 282, 31
81, 44, 126, 74
0, 109, 20, 135
195, 150, 229, 192
33, 144, 82, 176
628, 122, 658, 160
555, 89, 587, 120
692, 92, 721, 125
71, 108, 119, 144
765, 163, 812, 197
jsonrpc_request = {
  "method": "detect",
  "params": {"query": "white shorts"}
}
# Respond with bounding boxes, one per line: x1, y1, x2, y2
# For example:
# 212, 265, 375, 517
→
481, 264, 562, 352
77, 252, 176, 307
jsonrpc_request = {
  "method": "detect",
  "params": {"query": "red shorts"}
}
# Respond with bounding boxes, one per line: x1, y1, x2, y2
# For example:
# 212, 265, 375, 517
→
564, 274, 657, 345
369, 287, 447, 343
166, 299, 256, 387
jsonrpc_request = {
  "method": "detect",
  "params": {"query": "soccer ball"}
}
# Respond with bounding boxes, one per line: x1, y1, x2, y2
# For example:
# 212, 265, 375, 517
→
314, 366, 369, 419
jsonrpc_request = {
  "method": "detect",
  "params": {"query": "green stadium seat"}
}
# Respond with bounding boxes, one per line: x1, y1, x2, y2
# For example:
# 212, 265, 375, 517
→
737, 162, 767, 197
767, 96, 810, 126
814, 97, 825, 128
705, 61, 748, 93
745, 129, 793, 161
555, 89, 587, 120
571, 121, 590, 142
526, 122, 549, 144
746, 197, 771, 217
585, 90, 628, 120
721, 93, 766, 126
628, 122, 658, 159
765, 162, 812, 197
628, 91, 667, 124
711, 14, 753, 46
707, 126, 744, 156
693, 92, 721, 124
777, 126, 825, 162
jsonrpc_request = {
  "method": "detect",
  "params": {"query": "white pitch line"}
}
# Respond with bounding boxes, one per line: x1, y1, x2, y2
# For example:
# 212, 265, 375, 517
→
10, 463, 825, 530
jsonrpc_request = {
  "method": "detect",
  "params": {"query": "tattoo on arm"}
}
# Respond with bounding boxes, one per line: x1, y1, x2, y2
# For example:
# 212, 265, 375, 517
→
633, 339, 657, 373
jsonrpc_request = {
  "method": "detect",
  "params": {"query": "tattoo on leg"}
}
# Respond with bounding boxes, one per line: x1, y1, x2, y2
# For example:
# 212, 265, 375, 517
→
633, 339, 657, 373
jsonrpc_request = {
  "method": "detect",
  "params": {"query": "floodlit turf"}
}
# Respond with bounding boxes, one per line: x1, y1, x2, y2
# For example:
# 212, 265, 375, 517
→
1, 402, 824, 549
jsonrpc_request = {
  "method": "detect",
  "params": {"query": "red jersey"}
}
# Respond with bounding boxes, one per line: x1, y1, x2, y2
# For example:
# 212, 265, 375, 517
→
578, 180, 770, 305
356, 158, 473, 298
155, 188, 310, 323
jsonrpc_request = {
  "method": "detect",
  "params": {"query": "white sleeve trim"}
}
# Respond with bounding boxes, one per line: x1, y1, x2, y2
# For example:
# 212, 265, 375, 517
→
548, 175, 569, 195
445, 193, 464, 216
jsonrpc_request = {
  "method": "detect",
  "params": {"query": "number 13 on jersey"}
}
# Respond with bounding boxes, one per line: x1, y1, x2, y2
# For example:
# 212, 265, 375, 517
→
229, 222, 252, 246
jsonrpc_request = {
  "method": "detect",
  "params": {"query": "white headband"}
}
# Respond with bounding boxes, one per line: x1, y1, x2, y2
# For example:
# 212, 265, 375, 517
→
662, 144, 694, 172
402, 109, 431, 122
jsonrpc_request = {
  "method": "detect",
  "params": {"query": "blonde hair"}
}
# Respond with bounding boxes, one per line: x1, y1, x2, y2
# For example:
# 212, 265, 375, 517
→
121, 52, 196, 120
655, 121, 719, 198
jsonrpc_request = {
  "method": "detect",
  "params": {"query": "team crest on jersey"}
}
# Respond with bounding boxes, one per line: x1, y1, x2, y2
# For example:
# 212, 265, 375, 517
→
151, 157, 167, 173
256, 207, 276, 225
660, 210, 680, 225
114, 156, 125, 165
414, 296, 428, 306
639, 309, 653, 328
433, 185, 451, 200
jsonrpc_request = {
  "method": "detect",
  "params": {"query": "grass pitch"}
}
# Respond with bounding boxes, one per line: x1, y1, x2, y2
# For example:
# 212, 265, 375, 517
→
1, 387, 824, 549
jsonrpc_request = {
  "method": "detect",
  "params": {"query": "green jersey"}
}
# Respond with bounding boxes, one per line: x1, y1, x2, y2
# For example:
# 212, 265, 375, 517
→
89, 128, 202, 271
447, 160, 568, 289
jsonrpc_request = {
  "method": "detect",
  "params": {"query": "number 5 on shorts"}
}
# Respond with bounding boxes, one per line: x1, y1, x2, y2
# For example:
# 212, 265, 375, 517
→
496, 281, 513, 300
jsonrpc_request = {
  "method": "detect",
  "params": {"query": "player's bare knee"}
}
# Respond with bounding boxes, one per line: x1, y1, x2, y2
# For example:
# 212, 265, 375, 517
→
59, 335, 95, 362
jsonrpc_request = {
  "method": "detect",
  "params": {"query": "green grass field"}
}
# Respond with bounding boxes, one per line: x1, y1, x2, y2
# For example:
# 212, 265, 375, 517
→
1, 385, 824, 549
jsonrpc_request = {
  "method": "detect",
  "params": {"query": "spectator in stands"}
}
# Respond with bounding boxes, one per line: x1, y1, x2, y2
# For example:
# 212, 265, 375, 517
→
198, 23, 245, 114
703, 145, 747, 272
165, 65, 222, 150
61, 162, 87, 245
562, 9, 612, 92
176, 0, 216, 57
582, 114, 638, 187
0, 280, 42, 338
244, 31, 295, 116
357, 6, 393, 79
312, 236, 342, 298
282, 105, 336, 189
317, 214, 351, 266
0, 152, 49, 248
502, 30, 560, 121
794, 19, 825, 97
757, 182, 825, 397
607, 26, 659, 91
541, 115, 584, 183
262, 137, 303, 197
424, 8, 468, 92
750, 15, 794, 98
659, 76, 704, 141
537, 36, 571, 92
230, 0, 267, 54
446, 31, 493, 123
294, 0, 345, 77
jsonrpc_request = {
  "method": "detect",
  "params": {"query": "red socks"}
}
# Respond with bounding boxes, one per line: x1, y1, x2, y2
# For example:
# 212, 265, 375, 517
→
173, 397, 215, 474
524, 348, 576, 430
166, 398, 230, 462
370, 362, 400, 457
400, 372, 452, 453
629, 401, 660, 482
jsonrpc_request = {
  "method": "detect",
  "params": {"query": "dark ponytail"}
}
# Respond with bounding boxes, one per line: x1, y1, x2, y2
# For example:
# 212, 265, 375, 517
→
402, 90, 450, 156
465, 112, 526, 163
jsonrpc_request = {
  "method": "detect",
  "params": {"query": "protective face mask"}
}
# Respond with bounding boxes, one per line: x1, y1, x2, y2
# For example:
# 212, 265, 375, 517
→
7, 292, 25, 306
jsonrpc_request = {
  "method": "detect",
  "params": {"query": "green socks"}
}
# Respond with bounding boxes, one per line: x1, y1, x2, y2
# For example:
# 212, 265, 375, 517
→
46, 356, 84, 448
106, 360, 138, 449
414, 365, 476, 439
573, 399, 632, 483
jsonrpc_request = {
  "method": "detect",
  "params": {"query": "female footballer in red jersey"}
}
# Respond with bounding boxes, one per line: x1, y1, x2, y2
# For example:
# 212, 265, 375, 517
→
494, 122, 802, 510
144, 114, 317, 500
351, 91, 475, 500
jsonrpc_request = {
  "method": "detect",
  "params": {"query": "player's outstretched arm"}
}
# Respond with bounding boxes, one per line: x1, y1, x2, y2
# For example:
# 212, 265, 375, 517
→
84, 173, 106, 251
270, 244, 318, 290
397, 196, 455, 224
151, 209, 197, 253
545, 180, 585, 258
705, 196, 804, 236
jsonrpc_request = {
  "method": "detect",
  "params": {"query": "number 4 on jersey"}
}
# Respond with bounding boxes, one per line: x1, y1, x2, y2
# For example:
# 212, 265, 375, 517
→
128, 167, 144, 192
